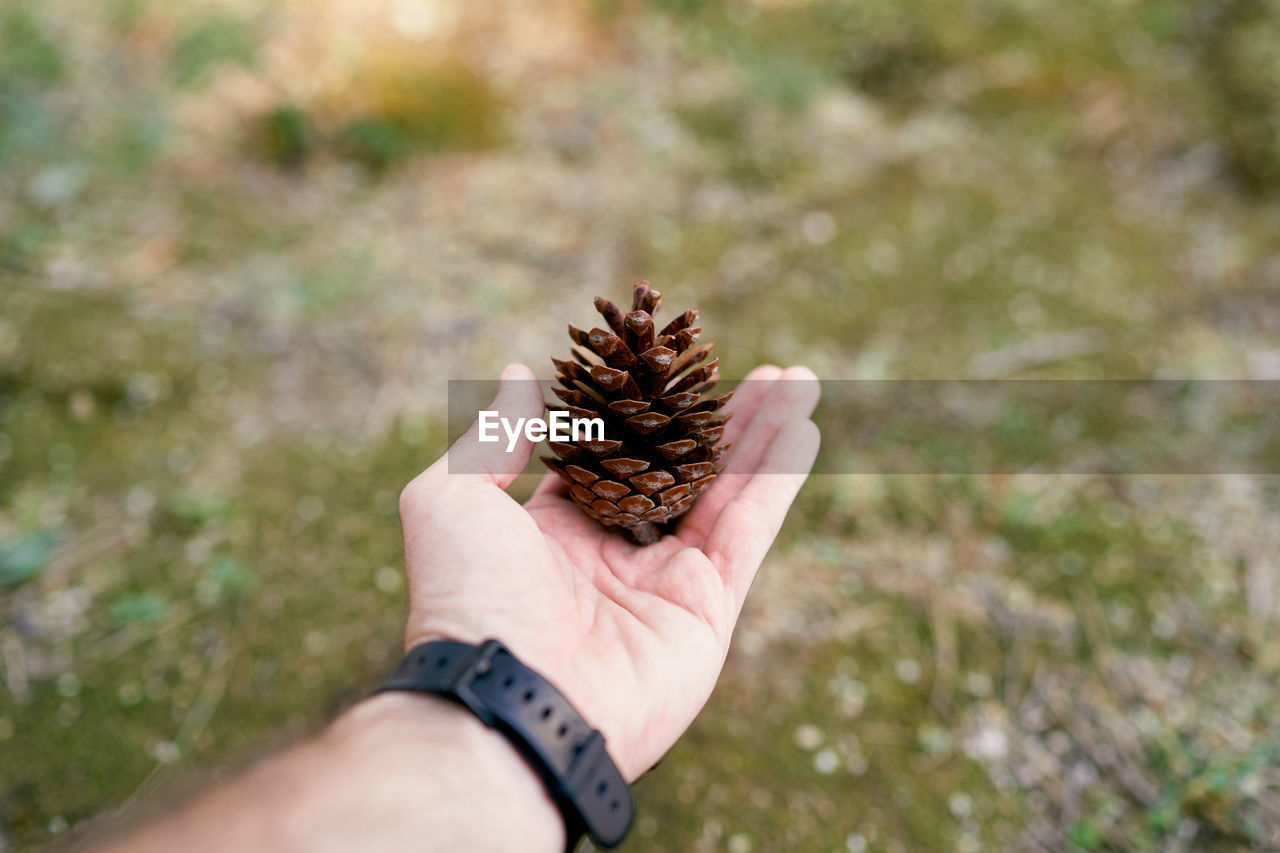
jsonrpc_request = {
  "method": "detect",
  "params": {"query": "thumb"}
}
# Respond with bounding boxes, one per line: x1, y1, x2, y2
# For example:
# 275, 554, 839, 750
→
435, 363, 545, 489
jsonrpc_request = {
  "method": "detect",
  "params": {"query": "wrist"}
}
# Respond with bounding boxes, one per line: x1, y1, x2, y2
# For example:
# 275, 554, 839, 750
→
333, 692, 566, 852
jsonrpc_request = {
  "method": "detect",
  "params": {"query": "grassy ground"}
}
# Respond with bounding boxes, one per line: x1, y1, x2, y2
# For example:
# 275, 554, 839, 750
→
2, 0, 1279, 850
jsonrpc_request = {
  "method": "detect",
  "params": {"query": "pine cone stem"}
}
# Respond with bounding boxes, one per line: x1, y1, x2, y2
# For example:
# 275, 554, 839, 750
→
624, 521, 662, 546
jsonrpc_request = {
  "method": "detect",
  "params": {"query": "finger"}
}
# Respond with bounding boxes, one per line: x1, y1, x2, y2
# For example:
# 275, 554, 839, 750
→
721, 366, 819, 476
419, 363, 545, 490
678, 366, 820, 546
704, 418, 820, 603
720, 364, 784, 448
666, 365, 780, 540
528, 470, 568, 504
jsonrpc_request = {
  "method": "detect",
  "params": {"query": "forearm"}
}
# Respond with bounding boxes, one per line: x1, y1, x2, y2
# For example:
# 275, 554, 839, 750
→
98, 693, 564, 853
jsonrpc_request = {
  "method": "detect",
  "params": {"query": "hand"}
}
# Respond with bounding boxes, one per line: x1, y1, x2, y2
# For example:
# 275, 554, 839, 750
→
95, 363, 820, 853
397, 363, 820, 779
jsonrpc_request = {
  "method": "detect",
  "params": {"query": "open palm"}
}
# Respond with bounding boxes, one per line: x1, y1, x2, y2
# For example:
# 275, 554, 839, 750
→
398, 363, 820, 779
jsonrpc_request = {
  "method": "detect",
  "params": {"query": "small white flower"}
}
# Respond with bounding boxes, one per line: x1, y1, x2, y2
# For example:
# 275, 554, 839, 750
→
814, 749, 840, 774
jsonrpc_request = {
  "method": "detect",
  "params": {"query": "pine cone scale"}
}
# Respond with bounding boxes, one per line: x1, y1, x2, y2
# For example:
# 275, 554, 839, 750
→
546, 282, 728, 544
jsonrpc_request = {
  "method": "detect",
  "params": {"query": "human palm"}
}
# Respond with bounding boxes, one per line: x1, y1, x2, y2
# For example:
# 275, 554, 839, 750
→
398, 363, 820, 779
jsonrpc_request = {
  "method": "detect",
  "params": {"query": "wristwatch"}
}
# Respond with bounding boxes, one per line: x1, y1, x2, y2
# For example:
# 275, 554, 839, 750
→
374, 638, 635, 851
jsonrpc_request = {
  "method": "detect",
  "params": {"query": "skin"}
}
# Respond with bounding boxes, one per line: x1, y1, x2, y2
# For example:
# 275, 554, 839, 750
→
97, 363, 820, 853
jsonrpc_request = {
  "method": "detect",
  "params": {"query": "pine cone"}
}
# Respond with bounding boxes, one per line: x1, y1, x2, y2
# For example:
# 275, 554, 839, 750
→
543, 281, 731, 545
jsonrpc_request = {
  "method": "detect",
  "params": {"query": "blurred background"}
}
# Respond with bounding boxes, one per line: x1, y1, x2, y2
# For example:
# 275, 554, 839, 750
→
2, 0, 1280, 850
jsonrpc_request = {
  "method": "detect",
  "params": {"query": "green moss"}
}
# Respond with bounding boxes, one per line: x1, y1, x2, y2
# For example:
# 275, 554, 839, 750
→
255, 104, 313, 169
0, 6, 65, 163
0, 530, 58, 586
0, 8, 64, 87
171, 14, 257, 89
1186, 0, 1280, 191
335, 117, 409, 170
0, 297, 439, 846
330, 58, 504, 168
630, 596, 1011, 849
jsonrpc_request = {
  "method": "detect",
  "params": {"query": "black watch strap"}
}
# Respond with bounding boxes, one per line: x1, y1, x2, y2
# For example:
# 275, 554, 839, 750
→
374, 639, 634, 851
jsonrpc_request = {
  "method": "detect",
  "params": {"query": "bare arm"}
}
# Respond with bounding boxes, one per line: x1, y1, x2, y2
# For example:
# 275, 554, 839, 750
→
104, 693, 565, 853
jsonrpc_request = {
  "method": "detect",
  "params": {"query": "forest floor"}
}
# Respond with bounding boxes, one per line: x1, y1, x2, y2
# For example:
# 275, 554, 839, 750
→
3, 0, 1280, 850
